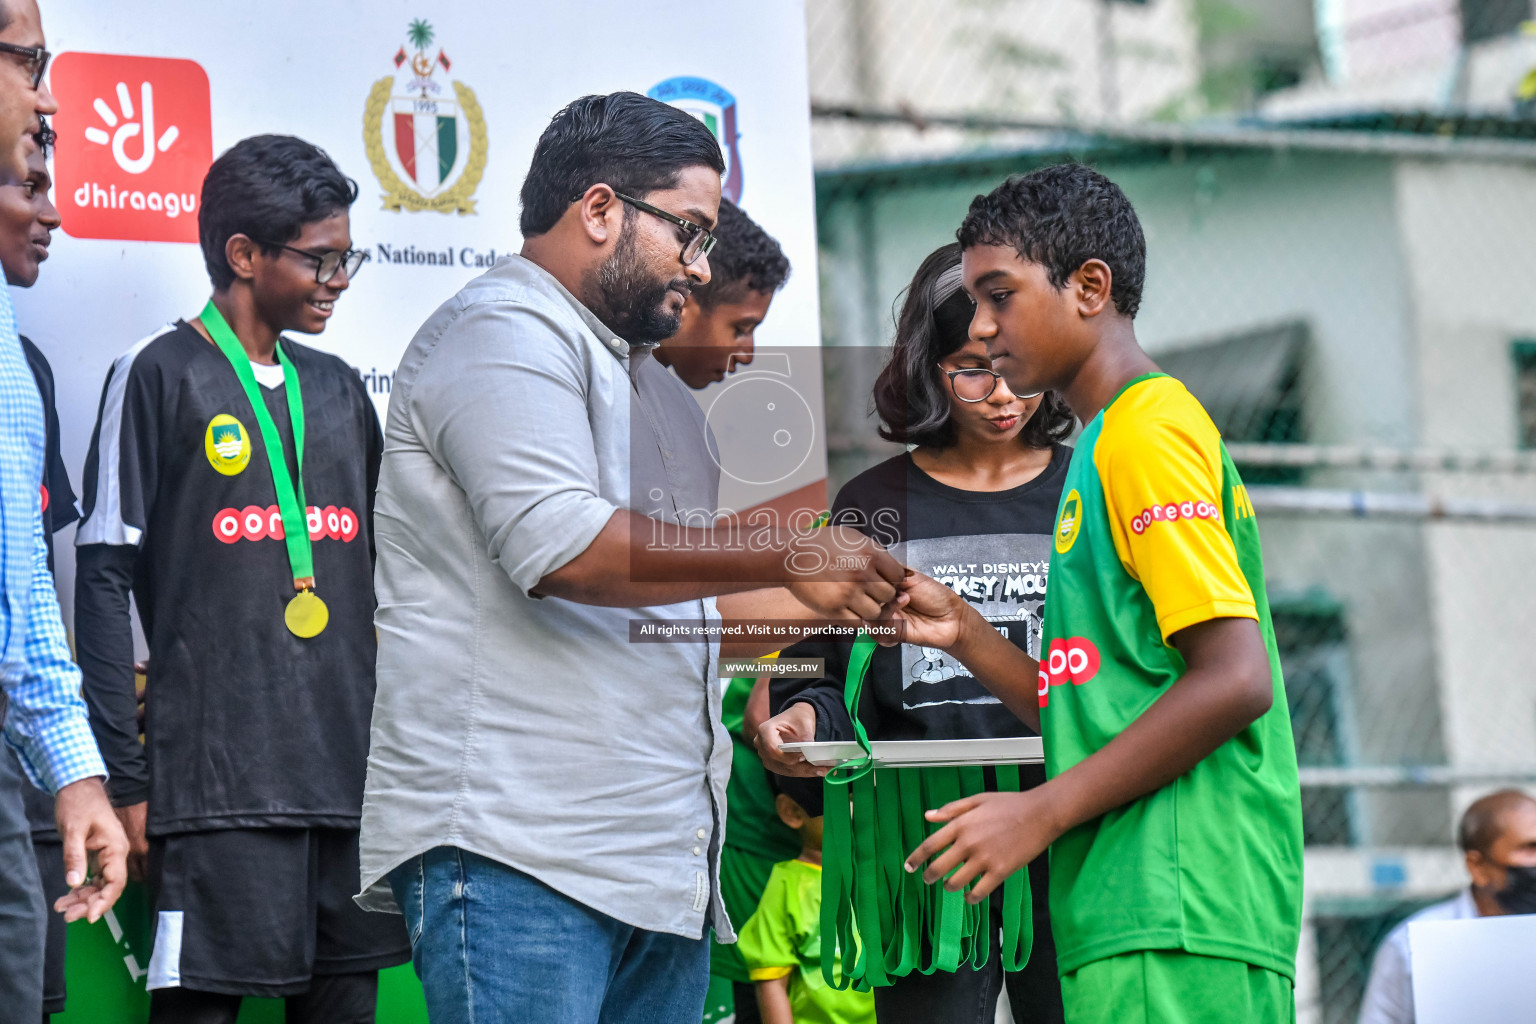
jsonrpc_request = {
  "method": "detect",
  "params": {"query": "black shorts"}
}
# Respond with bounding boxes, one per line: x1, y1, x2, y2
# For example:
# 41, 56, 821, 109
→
146, 828, 410, 998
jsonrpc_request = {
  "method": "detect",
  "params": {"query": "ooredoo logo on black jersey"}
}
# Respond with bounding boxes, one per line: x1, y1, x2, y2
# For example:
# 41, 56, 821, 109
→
213, 505, 360, 545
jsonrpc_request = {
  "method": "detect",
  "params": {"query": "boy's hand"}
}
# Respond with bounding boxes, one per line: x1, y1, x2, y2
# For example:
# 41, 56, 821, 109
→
755, 703, 827, 779
906, 618, 1276, 905
904, 789, 1063, 903
114, 801, 150, 881
873, 570, 971, 650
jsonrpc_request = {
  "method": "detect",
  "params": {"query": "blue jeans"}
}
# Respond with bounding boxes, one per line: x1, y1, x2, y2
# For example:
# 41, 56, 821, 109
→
389, 846, 710, 1024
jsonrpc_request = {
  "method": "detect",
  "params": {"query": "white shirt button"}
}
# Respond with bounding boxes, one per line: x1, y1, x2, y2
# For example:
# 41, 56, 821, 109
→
692, 845, 702, 856
696, 828, 707, 840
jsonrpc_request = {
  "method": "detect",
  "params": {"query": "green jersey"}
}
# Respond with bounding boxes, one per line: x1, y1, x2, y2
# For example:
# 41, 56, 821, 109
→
738, 858, 877, 1024
712, 677, 803, 984
1040, 373, 1303, 980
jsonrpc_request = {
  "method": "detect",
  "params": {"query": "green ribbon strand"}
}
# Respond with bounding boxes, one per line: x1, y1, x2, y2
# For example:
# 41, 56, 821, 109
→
820, 632, 1035, 989
199, 301, 314, 589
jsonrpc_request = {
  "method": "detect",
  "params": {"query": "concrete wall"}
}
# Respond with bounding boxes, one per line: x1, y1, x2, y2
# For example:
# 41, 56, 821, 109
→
1393, 158, 1536, 820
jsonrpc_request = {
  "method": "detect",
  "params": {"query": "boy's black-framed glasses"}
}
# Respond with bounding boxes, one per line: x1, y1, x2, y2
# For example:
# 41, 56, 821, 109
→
940, 365, 1043, 402
258, 241, 370, 284
598, 190, 717, 266
0, 42, 50, 90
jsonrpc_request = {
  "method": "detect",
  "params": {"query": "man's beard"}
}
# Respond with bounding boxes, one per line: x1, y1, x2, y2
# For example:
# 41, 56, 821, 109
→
589, 227, 689, 345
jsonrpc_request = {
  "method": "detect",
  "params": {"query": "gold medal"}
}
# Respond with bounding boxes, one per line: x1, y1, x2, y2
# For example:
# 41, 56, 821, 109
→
285, 589, 329, 638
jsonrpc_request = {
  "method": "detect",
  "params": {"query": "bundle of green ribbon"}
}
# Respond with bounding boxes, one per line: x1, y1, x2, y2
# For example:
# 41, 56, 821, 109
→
819, 633, 1033, 990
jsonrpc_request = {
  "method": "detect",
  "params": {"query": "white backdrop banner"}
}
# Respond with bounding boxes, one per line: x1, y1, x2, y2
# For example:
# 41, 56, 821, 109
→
25, 1, 823, 624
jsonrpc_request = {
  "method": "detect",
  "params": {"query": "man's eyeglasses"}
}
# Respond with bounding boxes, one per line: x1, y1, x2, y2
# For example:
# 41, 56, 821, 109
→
258, 241, 370, 285
575, 189, 716, 266
940, 365, 1043, 403
0, 43, 50, 90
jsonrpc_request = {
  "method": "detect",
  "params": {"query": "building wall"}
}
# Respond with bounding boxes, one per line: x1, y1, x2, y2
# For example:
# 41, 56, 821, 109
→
1393, 158, 1536, 820
805, 0, 1202, 164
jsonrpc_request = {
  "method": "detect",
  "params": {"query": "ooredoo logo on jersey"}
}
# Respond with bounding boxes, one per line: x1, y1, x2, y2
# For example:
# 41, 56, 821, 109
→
52, 52, 212, 243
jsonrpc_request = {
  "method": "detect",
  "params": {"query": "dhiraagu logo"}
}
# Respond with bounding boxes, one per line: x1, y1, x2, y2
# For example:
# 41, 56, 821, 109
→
204, 414, 251, 476
52, 52, 213, 243
1055, 488, 1082, 554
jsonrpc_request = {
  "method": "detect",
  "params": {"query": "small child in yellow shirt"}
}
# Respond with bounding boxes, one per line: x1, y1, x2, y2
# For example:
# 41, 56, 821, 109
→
736, 777, 876, 1024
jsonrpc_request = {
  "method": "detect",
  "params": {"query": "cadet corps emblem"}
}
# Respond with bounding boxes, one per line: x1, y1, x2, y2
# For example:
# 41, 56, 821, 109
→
363, 19, 487, 215
1055, 488, 1082, 554
648, 77, 743, 203
205, 414, 251, 476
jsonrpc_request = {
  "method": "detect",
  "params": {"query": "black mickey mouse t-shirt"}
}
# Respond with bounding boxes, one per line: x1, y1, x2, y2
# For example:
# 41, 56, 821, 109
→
773, 445, 1070, 746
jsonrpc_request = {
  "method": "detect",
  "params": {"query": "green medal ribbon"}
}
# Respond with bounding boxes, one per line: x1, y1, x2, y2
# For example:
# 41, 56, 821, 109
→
821, 632, 1034, 990
199, 301, 328, 638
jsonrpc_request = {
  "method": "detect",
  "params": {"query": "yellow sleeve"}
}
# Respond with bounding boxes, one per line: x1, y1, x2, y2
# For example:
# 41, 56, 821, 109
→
736, 864, 801, 977
1095, 393, 1256, 641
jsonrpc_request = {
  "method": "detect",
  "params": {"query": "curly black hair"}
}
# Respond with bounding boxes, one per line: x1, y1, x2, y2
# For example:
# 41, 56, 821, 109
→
872, 242, 1075, 450
957, 163, 1146, 319
692, 198, 790, 307
519, 92, 724, 237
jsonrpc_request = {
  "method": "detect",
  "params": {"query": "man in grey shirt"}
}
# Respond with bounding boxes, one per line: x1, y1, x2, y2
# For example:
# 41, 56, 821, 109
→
359, 92, 902, 1024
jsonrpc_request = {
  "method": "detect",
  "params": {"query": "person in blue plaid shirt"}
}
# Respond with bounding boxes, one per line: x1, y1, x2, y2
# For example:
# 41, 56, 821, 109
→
0, 1, 130, 1018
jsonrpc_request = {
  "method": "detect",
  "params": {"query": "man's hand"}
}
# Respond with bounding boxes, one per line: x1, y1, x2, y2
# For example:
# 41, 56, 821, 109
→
754, 702, 826, 779
52, 777, 130, 923
114, 801, 150, 882
904, 789, 1062, 903
783, 527, 905, 621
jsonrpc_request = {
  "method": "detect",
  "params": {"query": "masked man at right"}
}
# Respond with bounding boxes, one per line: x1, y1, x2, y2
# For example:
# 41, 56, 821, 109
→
1359, 789, 1536, 1024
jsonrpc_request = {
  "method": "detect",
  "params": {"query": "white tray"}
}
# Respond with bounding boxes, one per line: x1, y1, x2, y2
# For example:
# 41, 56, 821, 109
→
780, 736, 1043, 768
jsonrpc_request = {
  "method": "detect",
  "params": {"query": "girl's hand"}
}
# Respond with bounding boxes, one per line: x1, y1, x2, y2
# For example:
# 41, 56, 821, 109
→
754, 703, 828, 778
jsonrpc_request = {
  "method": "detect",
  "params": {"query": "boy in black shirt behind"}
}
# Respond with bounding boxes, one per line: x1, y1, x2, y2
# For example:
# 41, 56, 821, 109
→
75, 135, 408, 1023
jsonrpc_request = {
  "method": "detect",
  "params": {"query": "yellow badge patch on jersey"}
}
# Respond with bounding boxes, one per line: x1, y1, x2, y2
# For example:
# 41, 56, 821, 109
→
204, 414, 252, 476
1055, 488, 1083, 554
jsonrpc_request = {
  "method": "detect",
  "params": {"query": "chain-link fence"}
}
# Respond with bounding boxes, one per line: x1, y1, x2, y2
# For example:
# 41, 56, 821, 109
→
802, 2, 1536, 1021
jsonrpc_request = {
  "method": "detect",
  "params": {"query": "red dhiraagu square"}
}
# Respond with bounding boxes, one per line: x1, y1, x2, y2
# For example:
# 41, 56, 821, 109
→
52, 52, 212, 243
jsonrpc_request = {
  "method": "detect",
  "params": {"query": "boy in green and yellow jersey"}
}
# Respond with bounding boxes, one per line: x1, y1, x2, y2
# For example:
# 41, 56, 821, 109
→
887, 165, 1303, 1023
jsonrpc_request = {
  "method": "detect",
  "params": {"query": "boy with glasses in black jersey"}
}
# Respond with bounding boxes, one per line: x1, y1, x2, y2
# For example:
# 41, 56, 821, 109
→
74, 133, 407, 1024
